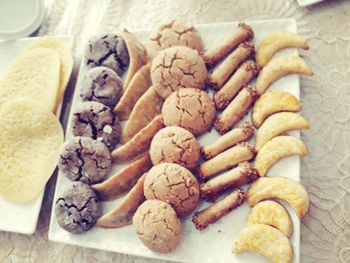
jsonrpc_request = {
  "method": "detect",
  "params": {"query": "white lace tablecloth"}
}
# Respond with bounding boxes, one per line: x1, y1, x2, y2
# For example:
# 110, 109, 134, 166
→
1, 0, 350, 262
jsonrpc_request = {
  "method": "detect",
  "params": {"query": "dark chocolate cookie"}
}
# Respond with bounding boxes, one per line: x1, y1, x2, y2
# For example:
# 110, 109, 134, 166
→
55, 182, 100, 234
80, 66, 123, 108
72, 101, 121, 150
58, 137, 111, 184
85, 34, 129, 76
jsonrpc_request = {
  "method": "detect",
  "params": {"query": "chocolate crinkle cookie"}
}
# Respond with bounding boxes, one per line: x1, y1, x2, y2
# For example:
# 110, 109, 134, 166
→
81, 66, 123, 108
85, 34, 129, 76
58, 137, 111, 184
55, 182, 100, 234
72, 101, 121, 150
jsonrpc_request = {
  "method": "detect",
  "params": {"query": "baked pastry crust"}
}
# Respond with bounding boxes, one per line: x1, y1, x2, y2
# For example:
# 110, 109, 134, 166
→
247, 176, 310, 219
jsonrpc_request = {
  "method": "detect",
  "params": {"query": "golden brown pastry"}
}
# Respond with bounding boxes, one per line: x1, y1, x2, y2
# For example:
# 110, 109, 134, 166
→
203, 122, 254, 160
192, 188, 245, 230
247, 176, 310, 219
215, 86, 258, 135
256, 55, 313, 95
148, 19, 204, 56
207, 42, 254, 89
162, 88, 216, 136
256, 31, 309, 68
151, 46, 207, 99
92, 154, 152, 201
198, 142, 255, 179
203, 23, 254, 68
247, 200, 293, 237
200, 162, 258, 200
213, 60, 259, 108
121, 29, 149, 88
112, 115, 164, 163
120, 87, 164, 144
252, 89, 301, 128
114, 63, 152, 121
256, 112, 310, 151
96, 174, 146, 228
232, 224, 293, 263
254, 135, 308, 176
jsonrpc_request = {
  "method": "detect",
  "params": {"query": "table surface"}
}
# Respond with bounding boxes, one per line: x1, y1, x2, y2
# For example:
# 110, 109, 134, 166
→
1, 0, 350, 262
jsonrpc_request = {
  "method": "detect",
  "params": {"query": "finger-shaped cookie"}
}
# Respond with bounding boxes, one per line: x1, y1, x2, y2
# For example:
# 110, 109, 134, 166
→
96, 174, 146, 228
121, 29, 149, 88
215, 86, 258, 134
256, 31, 309, 68
92, 154, 152, 201
207, 42, 255, 89
232, 224, 293, 263
256, 112, 310, 151
255, 136, 308, 176
112, 115, 164, 163
256, 55, 313, 95
213, 60, 259, 109
252, 89, 301, 128
247, 176, 310, 219
114, 63, 152, 121
204, 23, 254, 68
120, 86, 164, 143
203, 122, 254, 160
192, 188, 245, 230
247, 200, 293, 237
200, 162, 258, 200
198, 142, 255, 179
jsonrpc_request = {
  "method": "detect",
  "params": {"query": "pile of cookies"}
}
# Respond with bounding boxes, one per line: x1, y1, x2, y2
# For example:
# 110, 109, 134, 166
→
55, 19, 312, 262
0, 37, 72, 203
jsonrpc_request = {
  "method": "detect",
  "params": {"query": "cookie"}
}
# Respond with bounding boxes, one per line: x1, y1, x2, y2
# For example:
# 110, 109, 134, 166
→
150, 126, 200, 169
133, 200, 182, 253
144, 163, 200, 216
72, 101, 121, 150
162, 88, 216, 136
151, 46, 207, 99
58, 137, 111, 184
149, 20, 204, 56
85, 34, 129, 76
80, 66, 123, 108
55, 182, 100, 234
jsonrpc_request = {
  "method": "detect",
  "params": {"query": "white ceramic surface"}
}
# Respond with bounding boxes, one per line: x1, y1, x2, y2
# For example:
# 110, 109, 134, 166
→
0, 36, 71, 234
49, 19, 301, 263
297, 0, 324, 7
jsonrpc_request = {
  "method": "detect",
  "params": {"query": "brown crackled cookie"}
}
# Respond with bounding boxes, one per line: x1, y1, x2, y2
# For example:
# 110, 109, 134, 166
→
133, 200, 182, 253
58, 137, 112, 184
55, 182, 100, 234
162, 88, 216, 136
151, 46, 207, 99
150, 126, 201, 169
72, 101, 121, 150
144, 163, 200, 216
81, 66, 123, 108
148, 20, 204, 56
85, 34, 129, 76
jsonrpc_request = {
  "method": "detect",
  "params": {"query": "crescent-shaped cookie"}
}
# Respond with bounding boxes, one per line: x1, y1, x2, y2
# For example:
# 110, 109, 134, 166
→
256, 31, 309, 68
121, 29, 149, 89
256, 55, 313, 95
247, 176, 310, 219
255, 136, 308, 176
252, 90, 301, 128
232, 224, 293, 263
247, 200, 293, 237
256, 112, 310, 151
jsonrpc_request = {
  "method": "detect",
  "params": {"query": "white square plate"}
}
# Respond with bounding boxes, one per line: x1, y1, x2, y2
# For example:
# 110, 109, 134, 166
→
0, 36, 72, 234
297, 0, 324, 7
49, 19, 301, 262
